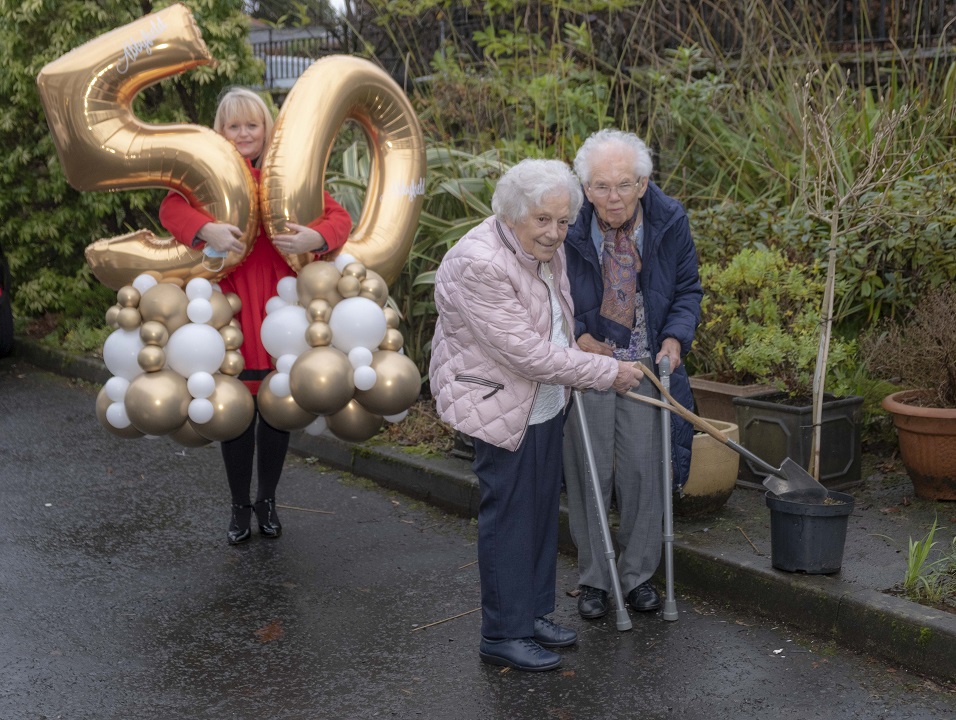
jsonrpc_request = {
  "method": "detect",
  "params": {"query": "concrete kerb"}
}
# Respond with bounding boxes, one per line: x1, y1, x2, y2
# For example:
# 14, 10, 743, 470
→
13, 336, 956, 683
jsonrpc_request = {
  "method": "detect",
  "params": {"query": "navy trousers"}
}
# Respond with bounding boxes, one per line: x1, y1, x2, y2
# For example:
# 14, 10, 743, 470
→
472, 412, 564, 639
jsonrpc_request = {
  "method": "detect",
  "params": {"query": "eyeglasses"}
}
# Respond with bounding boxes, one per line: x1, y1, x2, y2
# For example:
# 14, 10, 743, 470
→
588, 181, 641, 198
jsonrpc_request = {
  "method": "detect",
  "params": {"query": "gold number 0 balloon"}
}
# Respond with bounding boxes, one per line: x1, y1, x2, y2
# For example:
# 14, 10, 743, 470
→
260, 56, 426, 285
36, 4, 259, 289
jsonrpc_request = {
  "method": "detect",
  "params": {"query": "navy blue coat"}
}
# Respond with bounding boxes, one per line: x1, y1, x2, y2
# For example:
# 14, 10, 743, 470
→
564, 181, 702, 487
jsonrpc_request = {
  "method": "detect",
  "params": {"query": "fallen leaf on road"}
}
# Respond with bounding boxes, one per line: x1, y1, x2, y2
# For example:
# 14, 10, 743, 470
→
254, 620, 284, 643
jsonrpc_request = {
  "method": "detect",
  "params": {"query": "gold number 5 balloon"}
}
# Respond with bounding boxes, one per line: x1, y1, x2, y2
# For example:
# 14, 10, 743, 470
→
36, 4, 259, 288
36, 5, 426, 290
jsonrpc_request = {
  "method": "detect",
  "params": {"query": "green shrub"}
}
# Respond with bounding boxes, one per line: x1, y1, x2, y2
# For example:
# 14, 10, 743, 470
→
688, 247, 857, 398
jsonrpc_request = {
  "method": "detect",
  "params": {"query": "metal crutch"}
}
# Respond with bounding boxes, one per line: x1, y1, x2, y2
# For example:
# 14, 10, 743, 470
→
658, 357, 679, 621
572, 390, 632, 632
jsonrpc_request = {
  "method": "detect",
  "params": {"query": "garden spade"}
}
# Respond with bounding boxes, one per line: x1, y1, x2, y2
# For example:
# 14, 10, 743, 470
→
629, 362, 829, 502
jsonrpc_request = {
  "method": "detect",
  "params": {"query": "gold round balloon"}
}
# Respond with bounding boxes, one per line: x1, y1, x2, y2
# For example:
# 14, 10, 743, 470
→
116, 285, 141, 308
383, 307, 401, 329
354, 350, 421, 416
295, 261, 343, 307
260, 56, 426, 284
194, 374, 255, 442
342, 262, 367, 281
116, 306, 143, 331
140, 320, 169, 346
288, 346, 354, 415
125, 368, 190, 436
307, 299, 332, 323
359, 271, 389, 307
220, 350, 245, 376
208, 290, 235, 329
95, 387, 146, 439
137, 345, 166, 373
326, 399, 384, 442
379, 328, 404, 353
37, 4, 258, 290
257, 372, 319, 431
226, 292, 242, 316
306, 321, 332, 348
139, 283, 189, 334
337, 274, 361, 298
219, 325, 243, 351
169, 420, 212, 448
105, 304, 121, 329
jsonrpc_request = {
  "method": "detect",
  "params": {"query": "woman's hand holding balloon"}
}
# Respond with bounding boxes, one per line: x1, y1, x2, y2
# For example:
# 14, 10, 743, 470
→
273, 223, 327, 255
196, 222, 244, 254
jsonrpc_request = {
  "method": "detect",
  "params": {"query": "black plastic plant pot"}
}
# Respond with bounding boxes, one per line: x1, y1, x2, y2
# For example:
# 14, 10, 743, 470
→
764, 489, 855, 574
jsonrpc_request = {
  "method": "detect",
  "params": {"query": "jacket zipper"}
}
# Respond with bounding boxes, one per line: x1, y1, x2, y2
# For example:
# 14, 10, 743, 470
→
455, 374, 504, 400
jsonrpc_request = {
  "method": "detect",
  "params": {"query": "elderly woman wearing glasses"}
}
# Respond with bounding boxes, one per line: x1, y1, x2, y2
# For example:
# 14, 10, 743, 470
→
430, 158, 643, 672
562, 129, 702, 621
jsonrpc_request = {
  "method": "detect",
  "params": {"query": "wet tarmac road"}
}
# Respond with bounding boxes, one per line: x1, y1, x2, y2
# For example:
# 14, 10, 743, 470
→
2, 361, 955, 719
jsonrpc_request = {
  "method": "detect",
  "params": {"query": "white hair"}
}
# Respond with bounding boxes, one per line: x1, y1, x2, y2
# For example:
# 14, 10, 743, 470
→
492, 159, 584, 225
573, 129, 654, 184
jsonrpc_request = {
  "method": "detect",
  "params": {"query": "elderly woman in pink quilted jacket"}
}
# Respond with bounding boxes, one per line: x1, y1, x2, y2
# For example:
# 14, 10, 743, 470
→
430, 158, 643, 672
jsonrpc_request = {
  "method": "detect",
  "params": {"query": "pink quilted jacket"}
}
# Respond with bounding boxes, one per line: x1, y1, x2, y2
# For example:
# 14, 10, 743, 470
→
429, 216, 620, 451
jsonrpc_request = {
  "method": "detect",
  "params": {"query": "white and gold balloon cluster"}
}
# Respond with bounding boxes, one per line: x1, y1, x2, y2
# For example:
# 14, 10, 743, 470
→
256, 254, 420, 442
96, 273, 253, 447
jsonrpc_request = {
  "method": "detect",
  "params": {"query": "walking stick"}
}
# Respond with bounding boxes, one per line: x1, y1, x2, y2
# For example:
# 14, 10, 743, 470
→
572, 390, 632, 632
657, 357, 679, 621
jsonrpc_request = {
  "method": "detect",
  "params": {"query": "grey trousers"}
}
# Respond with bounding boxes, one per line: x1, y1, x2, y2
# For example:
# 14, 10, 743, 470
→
563, 366, 663, 594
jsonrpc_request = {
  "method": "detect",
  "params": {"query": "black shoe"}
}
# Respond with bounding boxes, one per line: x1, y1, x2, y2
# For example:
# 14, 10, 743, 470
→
479, 637, 561, 672
253, 498, 282, 539
533, 617, 578, 648
577, 585, 609, 619
627, 582, 662, 612
228, 504, 252, 545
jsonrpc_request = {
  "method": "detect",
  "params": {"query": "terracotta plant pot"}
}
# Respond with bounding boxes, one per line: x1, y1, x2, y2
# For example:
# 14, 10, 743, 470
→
674, 419, 740, 517
881, 390, 956, 501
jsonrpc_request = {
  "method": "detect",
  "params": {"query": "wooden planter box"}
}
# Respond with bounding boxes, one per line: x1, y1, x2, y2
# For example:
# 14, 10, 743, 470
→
689, 375, 775, 424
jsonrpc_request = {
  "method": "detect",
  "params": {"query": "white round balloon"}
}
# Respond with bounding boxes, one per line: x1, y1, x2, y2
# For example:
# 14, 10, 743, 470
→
165, 323, 226, 377
334, 253, 358, 272
304, 416, 328, 436
383, 410, 408, 423
188, 397, 215, 424
265, 296, 287, 314
103, 328, 145, 381
276, 353, 297, 375
132, 274, 158, 294
270, 372, 291, 398
260, 304, 310, 359
277, 276, 299, 306
106, 401, 131, 429
353, 366, 377, 391
348, 346, 373, 369
187, 371, 216, 399
104, 376, 130, 402
185, 277, 213, 301
328, 297, 387, 354
186, 297, 213, 324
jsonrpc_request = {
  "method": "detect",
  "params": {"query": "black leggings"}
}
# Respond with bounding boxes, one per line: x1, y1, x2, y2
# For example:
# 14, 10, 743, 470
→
220, 402, 291, 506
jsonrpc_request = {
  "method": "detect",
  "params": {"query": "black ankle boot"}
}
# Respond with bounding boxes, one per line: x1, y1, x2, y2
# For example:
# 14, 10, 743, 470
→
228, 504, 253, 544
253, 498, 282, 539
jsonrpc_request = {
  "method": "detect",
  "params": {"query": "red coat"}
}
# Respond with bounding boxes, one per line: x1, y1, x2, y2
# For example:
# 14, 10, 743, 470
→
159, 166, 352, 394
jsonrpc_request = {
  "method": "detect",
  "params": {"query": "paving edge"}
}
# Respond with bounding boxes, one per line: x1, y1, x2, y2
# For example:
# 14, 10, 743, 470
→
13, 336, 956, 683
